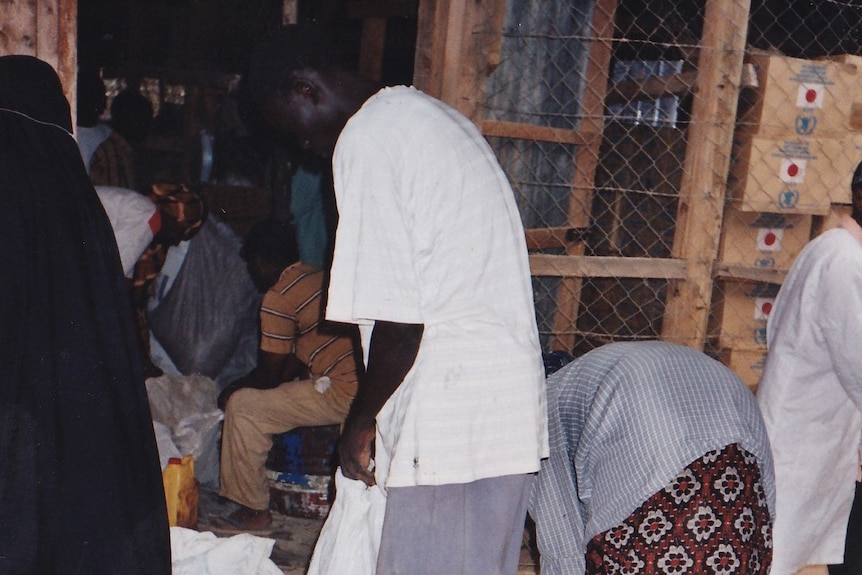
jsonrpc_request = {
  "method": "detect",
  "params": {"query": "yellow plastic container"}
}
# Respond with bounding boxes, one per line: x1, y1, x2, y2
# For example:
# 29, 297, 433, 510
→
163, 455, 199, 529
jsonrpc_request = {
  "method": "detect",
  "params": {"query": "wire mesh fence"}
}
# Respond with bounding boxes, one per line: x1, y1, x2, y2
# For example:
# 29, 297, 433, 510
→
478, 0, 862, 389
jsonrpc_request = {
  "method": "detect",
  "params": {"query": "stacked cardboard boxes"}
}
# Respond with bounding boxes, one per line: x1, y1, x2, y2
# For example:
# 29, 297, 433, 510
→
711, 281, 778, 392
729, 52, 861, 213
716, 52, 862, 391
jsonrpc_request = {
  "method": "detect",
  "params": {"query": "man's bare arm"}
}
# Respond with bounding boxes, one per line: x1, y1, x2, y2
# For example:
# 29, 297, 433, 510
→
338, 320, 424, 485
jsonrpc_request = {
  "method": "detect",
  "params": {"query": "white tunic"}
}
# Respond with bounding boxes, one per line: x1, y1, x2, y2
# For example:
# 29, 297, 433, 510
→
326, 86, 549, 488
758, 218, 862, 575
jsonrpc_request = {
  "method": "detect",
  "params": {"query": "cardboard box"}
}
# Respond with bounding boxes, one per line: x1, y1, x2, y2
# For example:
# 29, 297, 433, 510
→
711, 281, 780, 350
719, 210, 811, 271
728, 134, 851, 214
739, 53, 859, 138
718, 347, 767, 394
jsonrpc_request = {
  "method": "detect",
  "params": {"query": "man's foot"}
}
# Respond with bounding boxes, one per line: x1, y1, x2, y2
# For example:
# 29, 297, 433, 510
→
210, 506, 273, 536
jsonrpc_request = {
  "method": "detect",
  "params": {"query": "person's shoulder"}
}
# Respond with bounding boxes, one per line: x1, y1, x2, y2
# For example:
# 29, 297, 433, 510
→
353, 86, 447, 123
791, 228, 862, 286
808, 227, 862, 257
272, 262, 323, 290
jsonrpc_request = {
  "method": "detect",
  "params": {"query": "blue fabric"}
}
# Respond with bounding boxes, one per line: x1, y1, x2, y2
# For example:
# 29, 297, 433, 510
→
290, 166, 329, 268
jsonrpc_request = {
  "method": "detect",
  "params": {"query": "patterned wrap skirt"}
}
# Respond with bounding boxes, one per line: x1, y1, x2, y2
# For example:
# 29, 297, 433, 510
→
586, 443, 772, 575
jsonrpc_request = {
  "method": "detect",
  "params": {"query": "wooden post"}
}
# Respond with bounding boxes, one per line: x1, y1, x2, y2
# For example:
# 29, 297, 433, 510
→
413, 0, 505, 123
0, 0, 78, 122
549, 0, 618, 352
359, 17, 387, 81
661, 0, 751, 348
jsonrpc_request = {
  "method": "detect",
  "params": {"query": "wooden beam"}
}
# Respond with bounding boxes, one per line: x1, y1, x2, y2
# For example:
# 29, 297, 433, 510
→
525, 227, 589, 250
604, 69, 698, 107
56, 0, 77, 123
661, 0, 751, 349
0, 0, 76, 117
0, 0, 38, 55
36, 0, 60, 69
359, 17, 387, 81
551, 0, 618, 352
481, 119, 598, 146
413, 0, 506, 123
439, 1, 468, 110
412, 0, 446, 96
347, 0, 418, 19
712, 263, 787, 285
531, 254, 687, 279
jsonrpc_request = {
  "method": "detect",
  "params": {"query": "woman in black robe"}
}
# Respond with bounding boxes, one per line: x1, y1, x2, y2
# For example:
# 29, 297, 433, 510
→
0, 56, 171, 574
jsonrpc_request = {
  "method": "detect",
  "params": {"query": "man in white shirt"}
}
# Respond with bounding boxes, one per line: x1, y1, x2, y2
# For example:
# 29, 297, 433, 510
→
758, 161, 862, 575
250, 25, 549, 575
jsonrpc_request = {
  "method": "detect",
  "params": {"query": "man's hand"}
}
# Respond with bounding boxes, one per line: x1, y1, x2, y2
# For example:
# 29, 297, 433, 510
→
336, 321, 424, 487
218, 352, 302, 411
338, 415, 377, 486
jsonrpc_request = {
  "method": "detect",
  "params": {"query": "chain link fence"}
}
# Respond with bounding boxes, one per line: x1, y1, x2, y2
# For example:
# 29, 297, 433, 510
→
478, 0, 862, 389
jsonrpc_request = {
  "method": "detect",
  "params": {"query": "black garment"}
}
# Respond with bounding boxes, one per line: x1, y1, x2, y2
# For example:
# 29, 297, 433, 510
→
829, 481, 862, 575
0, 56, 171, 574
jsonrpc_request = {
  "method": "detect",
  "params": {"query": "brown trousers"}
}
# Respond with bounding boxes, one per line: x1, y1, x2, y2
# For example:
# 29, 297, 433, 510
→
219, 379, 353, 510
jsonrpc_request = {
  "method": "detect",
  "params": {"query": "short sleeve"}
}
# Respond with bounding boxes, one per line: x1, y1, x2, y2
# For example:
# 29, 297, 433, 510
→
259, 289, 297, 356
326, 112, 424, 325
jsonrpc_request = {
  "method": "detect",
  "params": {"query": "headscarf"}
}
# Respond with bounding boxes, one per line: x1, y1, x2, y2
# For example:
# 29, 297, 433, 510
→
529, 341, 775, 575
133, 182, 207, 291
0, 56, 171, 574
148, 181, 207, 242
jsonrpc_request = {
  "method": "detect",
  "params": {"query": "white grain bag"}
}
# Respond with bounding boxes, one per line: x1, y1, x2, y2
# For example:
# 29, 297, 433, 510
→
306, 468, 387, 575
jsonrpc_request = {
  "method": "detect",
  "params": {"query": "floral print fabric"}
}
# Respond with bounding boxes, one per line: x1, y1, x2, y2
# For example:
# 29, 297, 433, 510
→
586, 444, 772, 575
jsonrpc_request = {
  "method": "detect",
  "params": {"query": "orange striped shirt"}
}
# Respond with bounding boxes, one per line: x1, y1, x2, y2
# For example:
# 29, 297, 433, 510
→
260, 262, 359, 397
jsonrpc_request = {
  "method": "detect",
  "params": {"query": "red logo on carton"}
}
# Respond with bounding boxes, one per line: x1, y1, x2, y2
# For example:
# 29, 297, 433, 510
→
786, 163, 799, 178
757, 228, 783, 252
754, 297, 775, 320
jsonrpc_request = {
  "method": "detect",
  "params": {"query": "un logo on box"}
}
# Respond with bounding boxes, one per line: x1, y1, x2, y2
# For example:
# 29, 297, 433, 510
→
777, 189, 800, 210
795, 115, 817, 136
752, 327, 768, 346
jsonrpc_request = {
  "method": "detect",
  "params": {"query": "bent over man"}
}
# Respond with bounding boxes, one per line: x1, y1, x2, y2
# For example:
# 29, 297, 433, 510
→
530, 341, 775, 575
250, 25, 549, 575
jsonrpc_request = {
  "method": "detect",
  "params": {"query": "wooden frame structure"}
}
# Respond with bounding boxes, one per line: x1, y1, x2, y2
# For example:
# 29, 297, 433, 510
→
1, 0, 764, 354
414, 0, 754, 352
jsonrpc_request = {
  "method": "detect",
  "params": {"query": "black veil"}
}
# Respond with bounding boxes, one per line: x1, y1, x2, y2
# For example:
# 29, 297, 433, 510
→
0, 55, 170, 574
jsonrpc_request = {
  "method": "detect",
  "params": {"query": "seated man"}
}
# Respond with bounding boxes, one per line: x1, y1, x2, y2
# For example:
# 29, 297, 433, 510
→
216, 219, 360, 533
529, 340, 775, 575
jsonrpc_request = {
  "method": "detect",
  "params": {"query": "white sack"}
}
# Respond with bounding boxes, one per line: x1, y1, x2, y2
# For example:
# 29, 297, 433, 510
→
306, 468, 387, 575
146, 373, 223, 488
94, 185, 156, 277
170, 526, 282, 575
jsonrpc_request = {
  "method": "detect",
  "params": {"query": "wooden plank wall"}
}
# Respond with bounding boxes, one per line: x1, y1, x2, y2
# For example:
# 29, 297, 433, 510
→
0, 0, 78, 123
